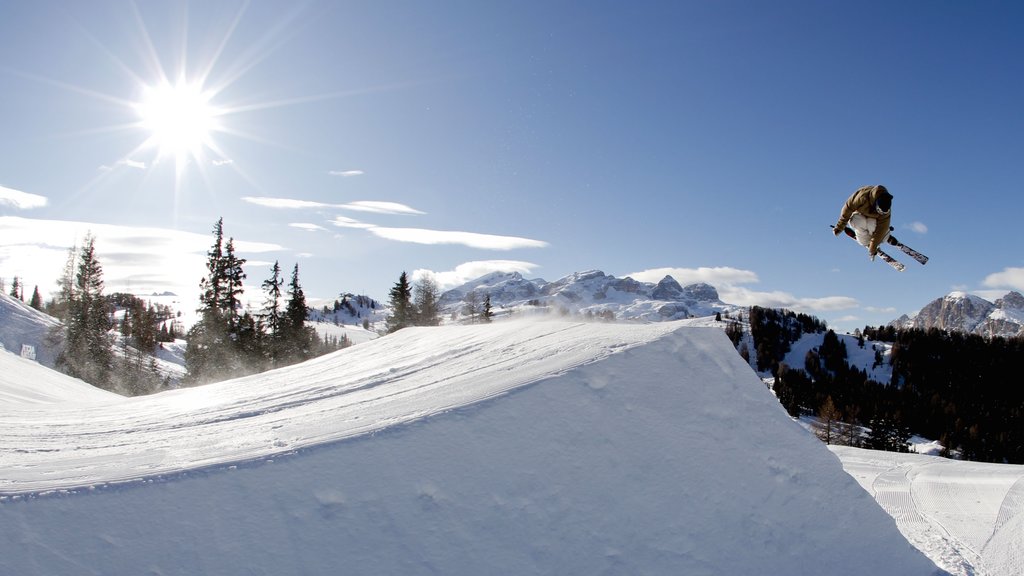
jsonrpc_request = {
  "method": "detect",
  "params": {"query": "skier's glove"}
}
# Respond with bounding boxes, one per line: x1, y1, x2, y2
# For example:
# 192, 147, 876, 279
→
869, 249, 877, 261
833, 225, 843, 237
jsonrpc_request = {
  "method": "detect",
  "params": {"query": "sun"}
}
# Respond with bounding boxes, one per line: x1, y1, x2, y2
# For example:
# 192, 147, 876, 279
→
134, 79, 222, 165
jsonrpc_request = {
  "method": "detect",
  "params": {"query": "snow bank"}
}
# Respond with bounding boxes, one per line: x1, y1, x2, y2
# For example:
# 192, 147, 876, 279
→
0, 320, 941, 575
0, 292, 62, 369
0, 348, 120, 406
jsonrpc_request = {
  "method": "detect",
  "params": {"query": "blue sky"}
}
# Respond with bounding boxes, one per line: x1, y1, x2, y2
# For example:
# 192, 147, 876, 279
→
1, 0, 1022, 332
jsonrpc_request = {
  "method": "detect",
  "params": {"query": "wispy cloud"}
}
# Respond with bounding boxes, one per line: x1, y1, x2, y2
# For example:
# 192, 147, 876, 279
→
329, 170, 364, 177
289, 223, 326, 232
342, 201, 424, 215
720, 287, 858, 312
907, 221, 928, 234
250, 195, 544, 251
243, 197, 332, 210
212, 158, 234, 166
330, 216, 375, 229
241, 196, 424, 215
983, 267, 1024, 292
98, 158, 147, 172
0, 185, 48, 210
369, 227, 548, 250
413, 260, 539, 290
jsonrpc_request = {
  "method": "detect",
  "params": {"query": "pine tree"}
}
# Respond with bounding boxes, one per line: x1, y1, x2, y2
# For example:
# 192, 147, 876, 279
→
185, 218, 249, 385
47, 245, 77, 321
281, 263, 315, 363
220, 237, 247, 332
482, 294, 494, 323
29, 286, 42, 310
261, 260, 284, 365
58, 234, 114, 389
386, 272, 414, 333
198, 218, 225, 319
10, 276, 22, 300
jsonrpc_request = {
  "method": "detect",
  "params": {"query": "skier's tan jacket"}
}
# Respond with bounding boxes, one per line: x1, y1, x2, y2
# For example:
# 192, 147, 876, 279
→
835, 185, 892, 256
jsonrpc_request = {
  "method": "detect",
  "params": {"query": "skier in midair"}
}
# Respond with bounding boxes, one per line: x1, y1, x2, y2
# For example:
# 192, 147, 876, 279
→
833, 185, 893, 260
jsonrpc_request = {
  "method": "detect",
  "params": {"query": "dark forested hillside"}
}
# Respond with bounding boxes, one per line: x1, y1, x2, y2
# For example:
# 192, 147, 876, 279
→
748, 307, 1024, 464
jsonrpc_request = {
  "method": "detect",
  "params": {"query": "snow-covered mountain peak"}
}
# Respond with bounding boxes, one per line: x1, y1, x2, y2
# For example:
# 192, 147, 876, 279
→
439, 269, 739, 322
893, 290, 1023, 338
996, 290, 1024, 311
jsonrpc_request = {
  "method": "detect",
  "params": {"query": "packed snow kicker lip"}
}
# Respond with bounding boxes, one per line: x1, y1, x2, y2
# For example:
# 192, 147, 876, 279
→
0, 319, 943, 575
0, 320, 683, 496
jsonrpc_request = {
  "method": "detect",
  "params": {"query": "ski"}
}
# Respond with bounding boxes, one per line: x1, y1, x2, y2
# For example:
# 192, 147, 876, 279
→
874, 248, 906, 272
831, 225, 905, 272
886, 229, 929, 265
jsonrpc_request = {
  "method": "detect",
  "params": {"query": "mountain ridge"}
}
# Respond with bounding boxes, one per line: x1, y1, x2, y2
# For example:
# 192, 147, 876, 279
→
891, 290, 1024, 338
438, 269, 739, 322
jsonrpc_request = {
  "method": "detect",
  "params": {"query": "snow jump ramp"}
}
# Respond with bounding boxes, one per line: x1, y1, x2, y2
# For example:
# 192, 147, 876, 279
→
0, 320, 943, 575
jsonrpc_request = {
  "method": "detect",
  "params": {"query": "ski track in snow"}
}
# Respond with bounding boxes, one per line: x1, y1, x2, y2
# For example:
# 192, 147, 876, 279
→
833, 446, 1024, 576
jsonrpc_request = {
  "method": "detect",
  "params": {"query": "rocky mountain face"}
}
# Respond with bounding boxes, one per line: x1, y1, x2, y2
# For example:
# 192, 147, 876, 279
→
438, 270, 739, 322
891, 291, 1024, 338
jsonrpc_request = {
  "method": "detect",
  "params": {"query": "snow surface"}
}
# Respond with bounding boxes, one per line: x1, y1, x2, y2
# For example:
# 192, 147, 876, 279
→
783, 331, 894, 384
833, 446, 1024, 576
0, 319, 942, 575
0, 292, 62, 368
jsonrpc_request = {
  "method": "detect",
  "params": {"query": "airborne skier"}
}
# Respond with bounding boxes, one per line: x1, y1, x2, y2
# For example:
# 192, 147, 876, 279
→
833, 185, 893, 260
831, 184, 928, 271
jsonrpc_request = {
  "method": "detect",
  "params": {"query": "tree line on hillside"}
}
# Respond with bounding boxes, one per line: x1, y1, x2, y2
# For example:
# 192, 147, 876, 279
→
382, 271, 495, 333
747, 306, 1024, 463
183, 219, 348, 385
12, 219, 350, 395
35, 233, 176, 395
2, 275, 44, 310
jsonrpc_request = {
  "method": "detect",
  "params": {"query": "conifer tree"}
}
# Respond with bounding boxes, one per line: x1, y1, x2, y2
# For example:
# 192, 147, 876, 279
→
281, 263, 315, 363
220, 237, 247, 332
10, 276, 22, 300
185, 218, 248, 384
29, 286, 42, 310
58, 234, 114, 388
46, 245, 77, 321
482, 294, 494, 323
261, 260, 284, 365
385, 272, 414, 333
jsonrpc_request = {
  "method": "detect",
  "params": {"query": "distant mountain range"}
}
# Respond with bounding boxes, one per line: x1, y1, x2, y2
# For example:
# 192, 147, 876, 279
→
891, 290, 1024, 338
437, 270, 740, 321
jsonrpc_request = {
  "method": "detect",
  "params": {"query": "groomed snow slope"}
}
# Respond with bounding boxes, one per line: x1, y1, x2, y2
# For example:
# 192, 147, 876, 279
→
0, 320, 941, 575
834, 446, 1024, 576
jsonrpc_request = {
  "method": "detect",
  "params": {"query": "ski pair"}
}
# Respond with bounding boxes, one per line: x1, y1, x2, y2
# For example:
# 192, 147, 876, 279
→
831, 226, 928, 272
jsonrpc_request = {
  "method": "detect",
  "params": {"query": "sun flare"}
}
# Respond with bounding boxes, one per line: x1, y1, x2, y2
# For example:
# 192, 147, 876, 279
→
135, 80, 221, 163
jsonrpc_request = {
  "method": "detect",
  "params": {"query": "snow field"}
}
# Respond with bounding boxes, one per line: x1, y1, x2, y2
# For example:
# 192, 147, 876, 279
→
833, 446, 1024, 576
0, 320, 941, 575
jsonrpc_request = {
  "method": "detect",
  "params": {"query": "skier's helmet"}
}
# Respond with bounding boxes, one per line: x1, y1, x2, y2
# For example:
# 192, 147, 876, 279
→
874, 186, 892, 215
